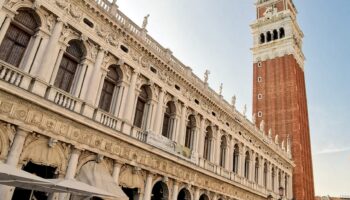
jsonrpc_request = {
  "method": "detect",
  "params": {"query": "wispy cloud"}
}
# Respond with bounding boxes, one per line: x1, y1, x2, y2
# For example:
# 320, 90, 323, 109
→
314, 147, 350, 155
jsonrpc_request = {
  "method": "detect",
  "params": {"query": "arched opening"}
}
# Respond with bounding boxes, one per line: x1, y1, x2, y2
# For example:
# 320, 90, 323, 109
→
98, 64, 122, 112
260, 33, 265, 44
134, 85, 151, 129
151, 181, 168, 200
12, 161, 57, 200
266, 31, 272, 42
219, 135, 227, 168
263, 162, 268, 188
54, 40, 85, 93
162, 101, 176, 139
273, 29, 278, 40
203, 126, 213, 161
185, 115, 196, 149
199, 194, 209, 200
254, 157, 259, 183
244, 151, 250, 179
177, 188, 191, 200
0, 9, 40, 67
279, 28, 285, 38
232, 144, 239, 173
122, 187, 139, 200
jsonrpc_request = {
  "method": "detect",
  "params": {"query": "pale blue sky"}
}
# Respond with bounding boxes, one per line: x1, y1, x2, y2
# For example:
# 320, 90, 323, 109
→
115, 0, 350, 196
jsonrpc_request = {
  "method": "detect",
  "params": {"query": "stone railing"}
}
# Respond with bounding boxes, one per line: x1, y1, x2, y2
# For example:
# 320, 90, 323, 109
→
46, 86, 83, 113
94, 109, 121, 130
0, 62, 32, 90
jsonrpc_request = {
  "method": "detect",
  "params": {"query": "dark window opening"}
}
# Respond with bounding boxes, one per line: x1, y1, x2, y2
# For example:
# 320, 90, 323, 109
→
280, 28, 285, 38
175, 84, 180, 91
83, 18, 94, 28
260, 33, 265, 44
266, 31, 272, 42
12, 162, 57, 200
150, 67, 157, 74
273, 29, 278, 40
194, 99, 199, 105
120, 45, 129, 53
212, 112, 216, 116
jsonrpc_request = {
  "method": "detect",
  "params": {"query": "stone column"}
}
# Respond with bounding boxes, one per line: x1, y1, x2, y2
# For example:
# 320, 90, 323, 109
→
22, 32, 43, 73
123, 70, 138, 123
171, 180, 179, 200
152, 88, 165, 134
259, 161, 264, 186
49, 48, 65, 85
178, 103, 187, 145
81, 48, 106, 105
113, 82, 126, 117
238, 145, 245, 177
0, 15, 12, 44
249, 152, 255, 182
224, 142, 230, 170
197, 118, 206, 158
214, 129, 221, 165
143, 172, 153, 200
287, 174, 293, 199
0, 127, 30, 200
58, 148, 81, 200
267, 164, 272, 191
36, 19, 64, 82
193, 187, 200, 200
229, 139, 235, 172
73, 62, 90, 97
212, 193, 218, 200
112, 162, 123, 184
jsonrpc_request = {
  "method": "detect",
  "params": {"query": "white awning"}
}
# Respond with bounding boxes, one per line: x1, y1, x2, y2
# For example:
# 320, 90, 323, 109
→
0, 162, 52, 191
74, 161, 128, 200
0, 163, 124, 199
48, 178, 119, 199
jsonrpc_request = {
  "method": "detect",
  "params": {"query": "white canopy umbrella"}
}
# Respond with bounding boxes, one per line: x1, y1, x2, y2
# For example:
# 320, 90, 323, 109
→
0, 162, 53, 191
48, 178, 120, 199
0, 163, 123, 199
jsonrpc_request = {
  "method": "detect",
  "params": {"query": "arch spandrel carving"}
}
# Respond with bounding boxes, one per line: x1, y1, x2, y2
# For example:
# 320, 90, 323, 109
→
20, 136, 69, 172
119, 166, 145, 191
0, 122, 15, 161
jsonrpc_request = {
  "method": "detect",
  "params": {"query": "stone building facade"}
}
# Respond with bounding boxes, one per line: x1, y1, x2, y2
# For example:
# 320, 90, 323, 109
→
0, 0, 293, 200
251, 0, 315, 200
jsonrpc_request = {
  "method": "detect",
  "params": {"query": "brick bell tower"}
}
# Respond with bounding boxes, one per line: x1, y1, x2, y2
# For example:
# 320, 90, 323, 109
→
251, 0, 315, 200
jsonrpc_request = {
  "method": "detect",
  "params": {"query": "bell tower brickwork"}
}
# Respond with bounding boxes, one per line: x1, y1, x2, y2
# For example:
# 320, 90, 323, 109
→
251, 0, 315, 199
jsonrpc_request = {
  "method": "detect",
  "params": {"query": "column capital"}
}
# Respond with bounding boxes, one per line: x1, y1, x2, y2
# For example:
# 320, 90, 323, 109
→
16, 127, 32, 135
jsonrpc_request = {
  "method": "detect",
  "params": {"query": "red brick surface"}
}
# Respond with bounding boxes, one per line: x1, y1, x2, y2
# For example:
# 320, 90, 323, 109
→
253, 55, 315, 200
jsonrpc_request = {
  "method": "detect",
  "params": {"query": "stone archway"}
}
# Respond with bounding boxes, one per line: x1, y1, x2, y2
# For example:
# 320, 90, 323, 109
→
199, 193, 209, 200
177, 187, 191, 200
151, 181, 169, 200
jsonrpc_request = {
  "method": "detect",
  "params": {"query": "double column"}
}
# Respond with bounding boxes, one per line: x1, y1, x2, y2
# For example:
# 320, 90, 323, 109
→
32, 19, 64, 96
80, 48, 106, 105
122, 70, 139, 124
58, 148, 81, 200
152, 88, 165, 134
0, 127, 30, 200
177, 103, 187, 145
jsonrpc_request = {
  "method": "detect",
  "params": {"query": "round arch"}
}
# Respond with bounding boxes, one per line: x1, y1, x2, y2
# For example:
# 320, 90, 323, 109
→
151, 181, 169, 200
177, 187, 191, 200
199, 193, 209, 200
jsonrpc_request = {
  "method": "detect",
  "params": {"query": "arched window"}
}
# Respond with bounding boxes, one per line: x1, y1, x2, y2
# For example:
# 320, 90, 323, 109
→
254, 157, 259, 183
279, 28, 285, 38
219, 135, 227, 167
185, 115, 196, 149
151, 181, 169, 200
98, 65, 122, 112
266, 31, 272, 42
133, 85, 151, 128
0, 9, 40, 67
203, 126, 213, 161
162, 101, 176, 139
54, 40, 85, 92
260, 33, 265, 44
273, 29, 278, 40
232, 144, 239, 173
244, 151, 250, 179
271, 167, 275, 190
263, 162, 268, 187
